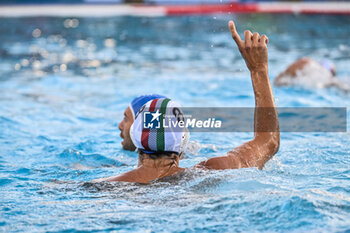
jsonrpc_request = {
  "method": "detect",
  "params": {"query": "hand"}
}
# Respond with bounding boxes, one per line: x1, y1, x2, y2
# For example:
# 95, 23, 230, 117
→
228, 20, 269, 72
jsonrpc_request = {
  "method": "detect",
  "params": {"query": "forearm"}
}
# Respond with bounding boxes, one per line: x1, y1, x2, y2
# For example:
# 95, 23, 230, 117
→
250, 68, 279, 152
203, 67, 280, 170
201, 20, 280, 171
251, 68, 275, 107
223, 68, 280, 169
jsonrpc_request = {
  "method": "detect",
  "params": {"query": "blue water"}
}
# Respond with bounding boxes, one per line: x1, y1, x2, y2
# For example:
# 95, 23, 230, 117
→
0, 15, 350, 232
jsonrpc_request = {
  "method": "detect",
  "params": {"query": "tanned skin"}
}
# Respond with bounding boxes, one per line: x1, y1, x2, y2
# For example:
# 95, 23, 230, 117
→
93, 20, 280, 184
119, 107, 136, 152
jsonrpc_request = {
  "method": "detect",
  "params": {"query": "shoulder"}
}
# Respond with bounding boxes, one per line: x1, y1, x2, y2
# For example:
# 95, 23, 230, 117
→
195, 155, 243, 170
91, 167, 150, 184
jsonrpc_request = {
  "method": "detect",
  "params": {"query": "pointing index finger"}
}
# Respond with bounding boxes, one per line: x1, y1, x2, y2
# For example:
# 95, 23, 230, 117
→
228, 20, 243, 48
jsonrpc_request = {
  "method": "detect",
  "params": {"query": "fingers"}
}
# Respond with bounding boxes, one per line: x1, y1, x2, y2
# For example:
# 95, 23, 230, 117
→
229, 20, 269, 51
245, 30, 269, 49
228, 20, 243, 48
259, 34, 269, 45
244, 30, 253, 48
252, 32, 260, 47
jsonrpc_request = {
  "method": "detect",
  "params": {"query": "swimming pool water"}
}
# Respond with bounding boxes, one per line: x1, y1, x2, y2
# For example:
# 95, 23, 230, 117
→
0, 14, 350, 232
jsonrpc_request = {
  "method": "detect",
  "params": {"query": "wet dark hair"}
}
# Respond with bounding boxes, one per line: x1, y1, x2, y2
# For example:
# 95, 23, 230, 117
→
138, 149, 179, 160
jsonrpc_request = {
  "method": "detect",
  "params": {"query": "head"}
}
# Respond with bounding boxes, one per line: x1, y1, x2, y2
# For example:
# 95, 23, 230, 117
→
129, 98, 190, 166
118, 94, 167, 151
320, 59, 336, 77
118, 106, 135, 151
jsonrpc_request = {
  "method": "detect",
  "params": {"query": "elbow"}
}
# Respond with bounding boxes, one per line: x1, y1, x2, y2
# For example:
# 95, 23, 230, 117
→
253, 132, 280, 170
255, 131, 280, 158
271, 131, 280, 155
272, 119, 280, 155
266, 131, 280, 156
257, 122, 280, 155
200, 156, 231, 170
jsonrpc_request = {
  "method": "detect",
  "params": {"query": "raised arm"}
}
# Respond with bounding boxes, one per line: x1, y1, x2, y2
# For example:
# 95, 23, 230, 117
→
198, 21, 280, 170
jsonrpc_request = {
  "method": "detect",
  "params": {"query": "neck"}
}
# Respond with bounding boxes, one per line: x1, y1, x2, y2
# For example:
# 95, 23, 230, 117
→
138, 153, 184, 180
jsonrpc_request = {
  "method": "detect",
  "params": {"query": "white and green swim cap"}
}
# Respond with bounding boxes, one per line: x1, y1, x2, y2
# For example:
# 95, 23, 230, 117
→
129, 98, 189, 155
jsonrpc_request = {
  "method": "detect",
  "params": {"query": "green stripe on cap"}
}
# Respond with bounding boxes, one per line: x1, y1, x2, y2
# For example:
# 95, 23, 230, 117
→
157, 98, 171, 151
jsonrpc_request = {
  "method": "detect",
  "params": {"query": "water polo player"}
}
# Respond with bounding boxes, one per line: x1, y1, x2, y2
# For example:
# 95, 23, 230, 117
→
274, 57, 349, 92
93, 20, 280, 183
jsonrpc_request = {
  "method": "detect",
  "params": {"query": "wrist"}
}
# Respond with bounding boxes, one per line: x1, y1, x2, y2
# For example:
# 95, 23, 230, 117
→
250, 67, 268, 74
250, 65, 270, 85
250, 65, 268, 74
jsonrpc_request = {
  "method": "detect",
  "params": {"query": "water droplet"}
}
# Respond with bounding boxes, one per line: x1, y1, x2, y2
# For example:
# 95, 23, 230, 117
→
40, 49, 49, 58
63, 19, 70, 28
76, 40, 87, 48
32, 60, 41, 70
64, 18, 79, 28
59, 38, 67, 47
34, 70, 45, 77
71, 18, 79, 28
53, 65, 59, 73
14, 63, 21, 71
81, 60, 101, 68
32, 28, 41, 38
21, 59, 29, 67
60, 64, 67, 72
62, 52, 76, 63
104, 38, 116, 48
